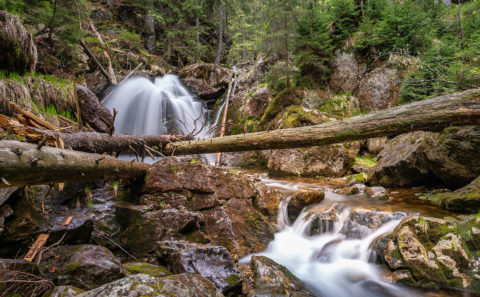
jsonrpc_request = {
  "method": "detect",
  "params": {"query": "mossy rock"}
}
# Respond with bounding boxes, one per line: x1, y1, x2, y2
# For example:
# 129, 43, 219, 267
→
123, 262, 172, 277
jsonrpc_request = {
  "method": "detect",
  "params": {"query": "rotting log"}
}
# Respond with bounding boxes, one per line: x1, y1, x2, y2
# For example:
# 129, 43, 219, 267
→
163, 88, 480, 155
0, 140, 151, 188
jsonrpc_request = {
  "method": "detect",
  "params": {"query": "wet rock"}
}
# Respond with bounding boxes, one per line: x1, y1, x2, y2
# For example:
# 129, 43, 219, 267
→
336, 184, 366, 195
44, 286, 85, 297
306, 204, 344, 235
252, 180, 283, 220
179, 63, 232, 100
345, 173, 368, 186
122, 262, 171, 277
40, 244, 125, 290
339, 209, 404, 239
374, 215, 480, 290
422, 176, 480, 213
287, 189, 325, 222
330, 51, 365, 93
357, 54, 416, 111
75, 86, 113, 133
203, 198, 275, 259
156, 240, 241, 294
248, 256, 315, 297
144, 157, 256, 202
0, 11, 37, 74
77, 273, 224, 297
267, 143, 360, 178
370, 126, 480, 188
365, 186, 389, 200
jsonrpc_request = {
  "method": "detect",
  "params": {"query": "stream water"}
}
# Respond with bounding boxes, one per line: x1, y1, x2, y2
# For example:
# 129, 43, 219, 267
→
239, 171, 477, 297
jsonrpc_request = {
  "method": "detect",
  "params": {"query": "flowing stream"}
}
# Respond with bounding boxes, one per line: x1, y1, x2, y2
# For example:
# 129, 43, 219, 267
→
239, 172, 469, 297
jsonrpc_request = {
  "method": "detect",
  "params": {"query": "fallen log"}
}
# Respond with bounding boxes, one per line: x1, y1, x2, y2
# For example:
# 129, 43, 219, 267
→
0, 114, 191, 154
163, 88, 480, 155
0, 140, 150, 188
44, 131, 190, 154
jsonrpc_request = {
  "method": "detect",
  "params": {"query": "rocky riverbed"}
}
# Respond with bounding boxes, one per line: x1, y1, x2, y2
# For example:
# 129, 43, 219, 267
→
1, 156, 480, 297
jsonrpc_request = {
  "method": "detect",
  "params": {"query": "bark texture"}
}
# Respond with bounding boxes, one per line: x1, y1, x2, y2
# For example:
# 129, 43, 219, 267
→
163, 88, 480, 155
0, 140, 150, 188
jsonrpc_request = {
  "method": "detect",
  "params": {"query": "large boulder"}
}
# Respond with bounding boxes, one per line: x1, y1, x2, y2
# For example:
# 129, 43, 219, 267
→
369, 126, 480, 188
179, 63, 232, 100
373, 216, 480, 290
77, 273, 224, 297
267, 142, 360, 177
134, 158, 276, 259
156, 240, 241, 294
40, 245, 125, 290
287, 189, 325, 223
240, 85, 272, 118
75, 86, 113, 133
330, 51, 365, 93
0, 11, 37, 74
248, 256, 315, 297
422, 176, 480, 213
357, 54, 416, 111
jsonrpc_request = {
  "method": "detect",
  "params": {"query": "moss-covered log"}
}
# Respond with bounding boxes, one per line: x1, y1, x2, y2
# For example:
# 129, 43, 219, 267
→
163, 88, 480, 155
0, 140, 150, 188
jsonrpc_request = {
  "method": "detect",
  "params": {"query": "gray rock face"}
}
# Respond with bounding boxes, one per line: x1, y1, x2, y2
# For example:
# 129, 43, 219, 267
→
330, 51, 365, 93
356, 55, 416, 111
339, 209, 405, 239
0, 187, 18, 207
370, 126, 480, 188
44, 286, 84, 297
248, 256, 315, 297
77, 273, 224, 297
0, 11, 37, 74
76, 85, 113, 133
40, 245, 125, 290
267, 143, 360, 178
156, 240, 241, 294
179, 63, 232, 100
365, 186, 389, 200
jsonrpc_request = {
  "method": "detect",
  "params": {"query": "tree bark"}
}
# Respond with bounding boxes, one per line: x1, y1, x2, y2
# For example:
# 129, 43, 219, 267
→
0, 141, 150, 188
47, 131, 191, 154
163, 88, 480, 155
215, 0, 224, 65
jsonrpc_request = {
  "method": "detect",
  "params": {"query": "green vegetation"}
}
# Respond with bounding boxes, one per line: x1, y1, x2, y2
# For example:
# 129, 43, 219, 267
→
354, 155, 377, 168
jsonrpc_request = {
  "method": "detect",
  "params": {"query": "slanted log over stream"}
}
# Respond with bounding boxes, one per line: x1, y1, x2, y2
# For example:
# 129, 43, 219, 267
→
0, 140, 150, 187
163, 88, 480, 155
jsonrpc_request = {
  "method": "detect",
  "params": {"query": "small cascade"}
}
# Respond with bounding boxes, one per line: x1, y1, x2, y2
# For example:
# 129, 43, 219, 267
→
103, 75, 211, 138
241, 200, 422, 297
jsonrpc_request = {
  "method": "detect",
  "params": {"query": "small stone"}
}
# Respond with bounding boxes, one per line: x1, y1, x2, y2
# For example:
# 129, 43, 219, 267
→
365, 186, 390, 200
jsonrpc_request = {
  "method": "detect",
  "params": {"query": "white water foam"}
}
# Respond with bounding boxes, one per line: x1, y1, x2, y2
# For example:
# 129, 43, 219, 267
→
241, 203, 424, 297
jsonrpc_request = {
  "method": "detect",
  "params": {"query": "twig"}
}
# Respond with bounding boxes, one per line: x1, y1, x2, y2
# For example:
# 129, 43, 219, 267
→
37, 135, 48, 150
108, 108, 117, 136
93, 228, 138, 261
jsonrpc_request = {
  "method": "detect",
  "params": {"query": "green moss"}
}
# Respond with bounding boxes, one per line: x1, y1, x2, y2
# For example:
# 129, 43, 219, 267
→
65, 261, 82, 273
225, 274, 240, 285
354, 155, 377, 168
259, 87, 300, 126
317, 94, 360, 117
123, 262, 172, 277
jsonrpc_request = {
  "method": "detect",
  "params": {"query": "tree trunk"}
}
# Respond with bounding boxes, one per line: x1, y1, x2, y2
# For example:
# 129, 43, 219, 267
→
45, 131, 191, 154
195, 17, 200, 63
163, 88, 480, 155
215, 0, 224, 65
0, 141, 150, 188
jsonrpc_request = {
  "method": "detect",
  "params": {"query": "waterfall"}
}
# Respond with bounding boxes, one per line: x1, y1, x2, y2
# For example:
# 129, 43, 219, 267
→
102, 75, 211, 139
241, 199, 424, 297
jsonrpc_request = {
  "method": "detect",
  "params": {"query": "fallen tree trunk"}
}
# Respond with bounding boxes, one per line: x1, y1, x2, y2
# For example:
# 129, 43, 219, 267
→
46, 131, 190, 154
0, 140, 150, 188
163, 88, 480, 155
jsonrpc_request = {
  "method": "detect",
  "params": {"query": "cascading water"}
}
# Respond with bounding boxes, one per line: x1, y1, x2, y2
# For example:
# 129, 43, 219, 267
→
103, 74, 211, 138
241, 192, 426, 297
